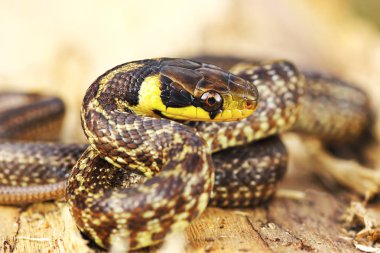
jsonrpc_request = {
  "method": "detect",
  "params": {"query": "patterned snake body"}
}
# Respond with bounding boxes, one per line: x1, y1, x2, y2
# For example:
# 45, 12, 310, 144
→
0, 58, 373, 250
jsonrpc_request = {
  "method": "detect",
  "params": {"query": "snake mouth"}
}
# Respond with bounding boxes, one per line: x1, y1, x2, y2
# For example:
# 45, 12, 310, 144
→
212, 108, 255, 121
161, 106, 255, 122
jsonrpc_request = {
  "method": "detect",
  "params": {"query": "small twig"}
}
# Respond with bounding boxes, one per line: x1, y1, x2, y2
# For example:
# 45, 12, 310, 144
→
354, 243, 380, 253
276, 189, 306, 200
16, 236, 51, 242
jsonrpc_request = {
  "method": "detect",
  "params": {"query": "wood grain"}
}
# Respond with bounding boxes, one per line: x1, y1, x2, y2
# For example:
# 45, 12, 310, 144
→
0, 157, 366, 253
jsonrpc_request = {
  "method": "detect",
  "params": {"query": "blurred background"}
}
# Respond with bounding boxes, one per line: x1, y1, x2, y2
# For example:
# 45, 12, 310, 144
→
1, 0, 380, 142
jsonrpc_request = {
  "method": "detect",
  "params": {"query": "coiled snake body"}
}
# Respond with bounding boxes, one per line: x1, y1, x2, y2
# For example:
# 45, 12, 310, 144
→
0, 58, 372, 250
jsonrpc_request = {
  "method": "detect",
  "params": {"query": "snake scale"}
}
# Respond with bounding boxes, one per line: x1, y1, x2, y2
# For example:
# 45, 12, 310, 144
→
0, 57, 373, 250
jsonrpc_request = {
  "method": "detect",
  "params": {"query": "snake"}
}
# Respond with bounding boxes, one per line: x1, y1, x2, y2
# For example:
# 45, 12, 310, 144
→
0, 57, 373, 250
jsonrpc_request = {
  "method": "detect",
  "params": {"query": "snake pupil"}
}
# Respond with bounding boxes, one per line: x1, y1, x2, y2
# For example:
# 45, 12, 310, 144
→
207, 97, 216, 105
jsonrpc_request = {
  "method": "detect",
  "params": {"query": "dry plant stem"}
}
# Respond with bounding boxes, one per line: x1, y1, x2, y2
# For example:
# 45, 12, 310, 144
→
276, 189, 306, 200
297, 138, 380, 199
288, 136, 380, 250
341, 202, 380, 251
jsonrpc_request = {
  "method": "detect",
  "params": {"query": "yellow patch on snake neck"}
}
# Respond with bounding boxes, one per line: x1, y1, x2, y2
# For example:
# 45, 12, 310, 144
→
128, 74, 210, 120
131, 74, 166, 117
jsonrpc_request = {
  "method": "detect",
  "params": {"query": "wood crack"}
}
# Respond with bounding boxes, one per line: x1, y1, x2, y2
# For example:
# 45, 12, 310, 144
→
245, 216, 273, 252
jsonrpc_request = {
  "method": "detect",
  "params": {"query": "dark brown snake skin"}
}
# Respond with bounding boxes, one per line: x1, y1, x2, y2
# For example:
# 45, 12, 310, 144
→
0, 58, 373, 250
0, 93, 87, 203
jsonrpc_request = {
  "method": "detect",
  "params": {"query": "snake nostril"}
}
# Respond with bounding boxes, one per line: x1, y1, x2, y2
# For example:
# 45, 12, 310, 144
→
244, 100, 257, 110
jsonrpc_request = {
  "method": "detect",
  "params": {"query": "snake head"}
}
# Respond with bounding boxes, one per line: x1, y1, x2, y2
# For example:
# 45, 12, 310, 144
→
156, 58, 259, 121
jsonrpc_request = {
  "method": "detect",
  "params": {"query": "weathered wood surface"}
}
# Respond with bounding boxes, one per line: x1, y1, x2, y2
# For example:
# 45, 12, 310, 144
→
0, 136, 372, 253
0, 191, 354, 253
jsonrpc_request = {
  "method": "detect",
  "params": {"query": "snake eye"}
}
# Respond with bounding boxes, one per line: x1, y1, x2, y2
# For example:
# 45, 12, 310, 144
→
200, 91, 223, 112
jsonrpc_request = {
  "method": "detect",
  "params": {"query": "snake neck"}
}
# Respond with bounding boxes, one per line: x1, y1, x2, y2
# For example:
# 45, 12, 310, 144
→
82, 59, 159, 114
81, 59, 216, 178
